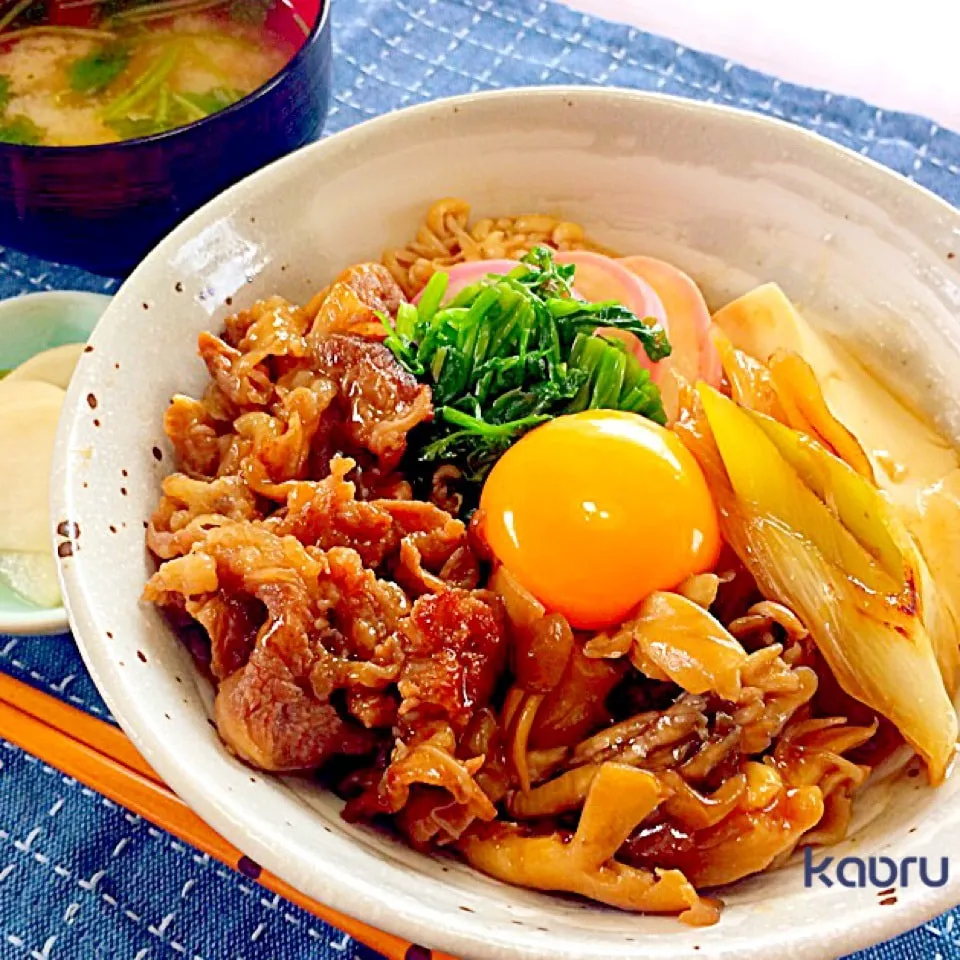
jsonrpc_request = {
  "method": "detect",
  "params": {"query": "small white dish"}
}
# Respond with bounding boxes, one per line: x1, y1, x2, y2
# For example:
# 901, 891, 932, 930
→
52, 88, 960, 959
0, 290, 111, 635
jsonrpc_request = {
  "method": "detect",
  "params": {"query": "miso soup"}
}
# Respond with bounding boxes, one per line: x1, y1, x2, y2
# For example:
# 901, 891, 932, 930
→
0, 0, 300, 146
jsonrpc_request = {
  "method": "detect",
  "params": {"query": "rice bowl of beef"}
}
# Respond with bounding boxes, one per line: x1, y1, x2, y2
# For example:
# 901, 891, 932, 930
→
52, 87, 960, 960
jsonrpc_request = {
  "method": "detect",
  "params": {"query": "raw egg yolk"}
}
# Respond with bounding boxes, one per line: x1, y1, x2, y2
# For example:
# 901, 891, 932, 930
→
479, 410, 721, 630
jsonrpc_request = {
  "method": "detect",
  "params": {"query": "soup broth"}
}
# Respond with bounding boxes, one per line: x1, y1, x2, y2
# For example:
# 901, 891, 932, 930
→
0, 0, 296, 146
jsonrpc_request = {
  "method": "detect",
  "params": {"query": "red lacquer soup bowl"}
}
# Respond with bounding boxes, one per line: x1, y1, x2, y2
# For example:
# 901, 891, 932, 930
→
0, 0, 331, 277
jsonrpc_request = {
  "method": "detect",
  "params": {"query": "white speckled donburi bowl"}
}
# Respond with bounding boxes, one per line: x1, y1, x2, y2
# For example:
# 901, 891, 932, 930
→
51, 88, 960, 960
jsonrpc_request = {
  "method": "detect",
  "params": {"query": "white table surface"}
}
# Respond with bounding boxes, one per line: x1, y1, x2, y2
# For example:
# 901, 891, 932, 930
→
563, 0, 960, 133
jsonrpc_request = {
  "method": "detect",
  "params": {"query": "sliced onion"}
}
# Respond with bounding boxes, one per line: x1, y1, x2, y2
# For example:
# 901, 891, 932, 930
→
621, 591, 748, 701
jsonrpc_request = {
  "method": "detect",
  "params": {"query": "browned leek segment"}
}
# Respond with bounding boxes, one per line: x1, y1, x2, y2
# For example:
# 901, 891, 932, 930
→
696, 384, 958, 783
713, 282, 960, 651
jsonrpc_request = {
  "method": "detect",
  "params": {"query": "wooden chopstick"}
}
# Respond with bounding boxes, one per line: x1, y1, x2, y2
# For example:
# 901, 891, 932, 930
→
0, 673, 455, 960
0, 671, 162, 784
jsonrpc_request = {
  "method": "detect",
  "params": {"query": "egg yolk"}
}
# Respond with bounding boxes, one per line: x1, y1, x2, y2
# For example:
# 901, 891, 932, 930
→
479, 410, 721, 630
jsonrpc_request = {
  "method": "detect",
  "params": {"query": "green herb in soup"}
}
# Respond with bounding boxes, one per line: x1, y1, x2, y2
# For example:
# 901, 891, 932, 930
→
0, 74, 40, 141
0, 0, 296, 146
0, 113, 42, 144
69, 41, 131, 93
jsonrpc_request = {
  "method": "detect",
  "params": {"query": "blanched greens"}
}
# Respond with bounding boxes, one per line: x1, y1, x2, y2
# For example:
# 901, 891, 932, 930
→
0, 74, 45, 144
104, 60, 244, 139
83, 33, 245, 139
381, 247, 671, 482
0, 113, 42, 144
69, 43, 131, 94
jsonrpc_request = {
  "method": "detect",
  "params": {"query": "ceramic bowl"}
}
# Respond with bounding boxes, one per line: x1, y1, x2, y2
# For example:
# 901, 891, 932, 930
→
0, 290, 111, 635
0, 0, 331, 277
52, 88, 960, 960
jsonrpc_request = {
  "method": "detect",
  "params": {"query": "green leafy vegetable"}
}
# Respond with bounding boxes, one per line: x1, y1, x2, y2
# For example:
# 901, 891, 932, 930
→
105, 80, 243, 139
102, 43, 181, 122
105, 115, 167, 139
69, 43, 131, 94
178, 86, 243, 114
381, 247, 671, 483
0, 76, 11, 113
0, 115, 44, 145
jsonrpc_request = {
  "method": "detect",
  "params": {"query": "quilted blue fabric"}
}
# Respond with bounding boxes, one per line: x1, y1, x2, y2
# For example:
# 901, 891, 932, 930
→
1, 0, 959, 957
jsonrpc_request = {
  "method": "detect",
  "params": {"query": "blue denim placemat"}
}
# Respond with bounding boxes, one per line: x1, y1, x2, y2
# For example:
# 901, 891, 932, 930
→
2, 0, 960, 957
